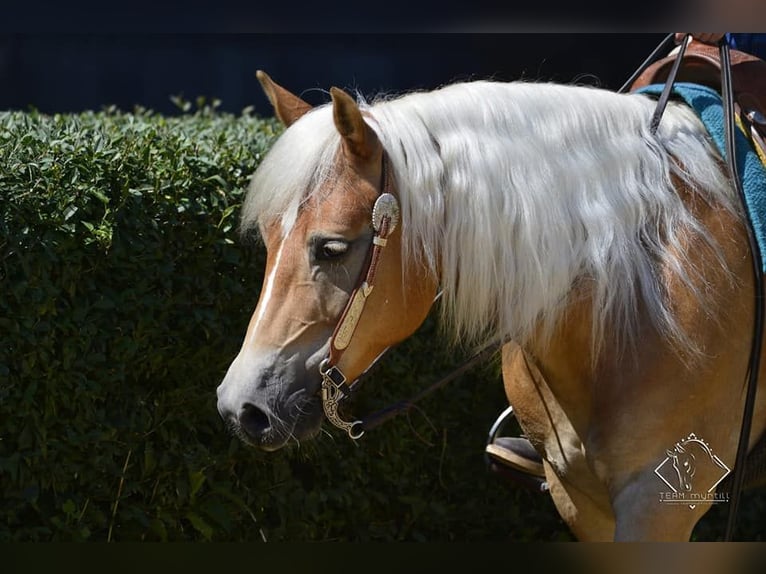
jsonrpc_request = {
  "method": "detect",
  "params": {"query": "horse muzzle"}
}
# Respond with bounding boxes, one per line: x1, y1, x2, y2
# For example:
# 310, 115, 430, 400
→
216, 348, 325, 450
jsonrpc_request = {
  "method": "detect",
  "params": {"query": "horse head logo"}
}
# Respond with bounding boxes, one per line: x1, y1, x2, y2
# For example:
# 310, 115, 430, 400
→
655, 433, 731, 501
665, 442, 696, 492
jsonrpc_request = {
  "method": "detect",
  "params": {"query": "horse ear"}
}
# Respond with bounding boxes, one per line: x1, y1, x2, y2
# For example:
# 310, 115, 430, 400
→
666, 448, 676, 458
329, 86, 380, 161
256, 70, 312, 127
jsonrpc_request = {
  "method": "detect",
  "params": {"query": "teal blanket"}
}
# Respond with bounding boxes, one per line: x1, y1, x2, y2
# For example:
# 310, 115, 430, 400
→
635, 82, 766, 272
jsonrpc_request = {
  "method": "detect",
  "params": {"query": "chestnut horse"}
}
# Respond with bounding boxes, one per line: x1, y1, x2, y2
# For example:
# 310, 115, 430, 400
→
216, 70, 766, 541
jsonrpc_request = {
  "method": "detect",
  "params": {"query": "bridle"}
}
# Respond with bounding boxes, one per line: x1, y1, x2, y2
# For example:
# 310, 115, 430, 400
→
317, 153, 400, 439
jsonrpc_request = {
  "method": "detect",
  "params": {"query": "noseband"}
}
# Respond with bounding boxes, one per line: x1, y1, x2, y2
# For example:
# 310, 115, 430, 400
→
318, 153, 401, 439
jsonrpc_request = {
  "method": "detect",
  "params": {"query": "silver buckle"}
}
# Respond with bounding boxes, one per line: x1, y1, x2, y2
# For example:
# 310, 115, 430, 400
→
319, 359, 364, 439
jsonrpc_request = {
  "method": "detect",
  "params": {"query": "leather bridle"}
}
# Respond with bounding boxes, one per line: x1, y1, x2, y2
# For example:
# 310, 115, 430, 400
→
317, 153, 401, 439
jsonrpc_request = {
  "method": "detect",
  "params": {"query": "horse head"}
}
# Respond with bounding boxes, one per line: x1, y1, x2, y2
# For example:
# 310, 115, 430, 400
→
216, 72, 438, 451
666, 442, 697, 492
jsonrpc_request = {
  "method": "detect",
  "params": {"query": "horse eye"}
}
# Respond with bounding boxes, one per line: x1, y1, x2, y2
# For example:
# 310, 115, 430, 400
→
316, 239, 350, 261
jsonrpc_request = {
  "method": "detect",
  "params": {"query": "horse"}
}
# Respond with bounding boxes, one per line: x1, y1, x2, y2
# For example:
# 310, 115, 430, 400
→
215, 66, 766, 541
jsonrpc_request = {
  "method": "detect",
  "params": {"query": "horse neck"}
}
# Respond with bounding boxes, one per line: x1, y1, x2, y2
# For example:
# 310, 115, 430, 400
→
375, 83, 674, 353
520, 268, 677, 438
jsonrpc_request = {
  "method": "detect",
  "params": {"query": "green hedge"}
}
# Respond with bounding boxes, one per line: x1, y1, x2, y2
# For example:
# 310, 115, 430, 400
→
0, 101, 762, 542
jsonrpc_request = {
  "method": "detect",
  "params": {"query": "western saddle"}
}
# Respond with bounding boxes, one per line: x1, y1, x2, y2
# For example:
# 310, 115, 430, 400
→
630, 38, 766, 162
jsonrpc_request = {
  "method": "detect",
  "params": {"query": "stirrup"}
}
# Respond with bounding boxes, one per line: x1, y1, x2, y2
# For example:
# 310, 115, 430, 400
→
484, 406, 549, 494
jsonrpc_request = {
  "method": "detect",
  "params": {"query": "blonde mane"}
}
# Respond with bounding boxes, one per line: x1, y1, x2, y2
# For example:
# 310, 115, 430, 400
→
241, 79, 739, 356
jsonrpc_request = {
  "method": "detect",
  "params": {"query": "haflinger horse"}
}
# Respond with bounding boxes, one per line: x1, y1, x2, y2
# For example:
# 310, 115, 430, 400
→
216, 68, 766, 541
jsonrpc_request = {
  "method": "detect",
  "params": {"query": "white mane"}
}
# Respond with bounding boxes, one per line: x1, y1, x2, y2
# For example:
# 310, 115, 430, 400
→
241, 79, 739, 355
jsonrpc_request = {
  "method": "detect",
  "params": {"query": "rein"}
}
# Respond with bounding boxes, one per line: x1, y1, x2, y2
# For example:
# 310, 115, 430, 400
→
623, 33, 764, 542
719, 39, 765, 543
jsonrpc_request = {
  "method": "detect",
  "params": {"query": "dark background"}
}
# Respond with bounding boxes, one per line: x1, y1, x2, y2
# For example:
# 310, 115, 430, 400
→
0, 0, 685, 115
0, 33, 670, 117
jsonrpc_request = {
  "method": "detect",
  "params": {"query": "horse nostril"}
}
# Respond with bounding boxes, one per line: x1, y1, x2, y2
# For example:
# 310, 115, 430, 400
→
239, 403, 271, 439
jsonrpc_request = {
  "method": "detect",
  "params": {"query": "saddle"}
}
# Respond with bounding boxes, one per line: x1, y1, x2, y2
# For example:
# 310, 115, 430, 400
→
629, 39, 766, 162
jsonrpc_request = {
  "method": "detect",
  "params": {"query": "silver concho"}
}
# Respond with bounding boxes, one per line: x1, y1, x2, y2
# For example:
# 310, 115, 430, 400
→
372, 193, 400, 233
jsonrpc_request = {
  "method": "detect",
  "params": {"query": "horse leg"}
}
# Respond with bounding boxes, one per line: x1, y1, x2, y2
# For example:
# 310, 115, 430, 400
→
501, 342, 615, 541
543, 463, 615, 541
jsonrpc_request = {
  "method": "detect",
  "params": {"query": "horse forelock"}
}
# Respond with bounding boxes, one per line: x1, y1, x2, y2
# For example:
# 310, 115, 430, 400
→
240, 105, 342, 239
364, 80, 738, 356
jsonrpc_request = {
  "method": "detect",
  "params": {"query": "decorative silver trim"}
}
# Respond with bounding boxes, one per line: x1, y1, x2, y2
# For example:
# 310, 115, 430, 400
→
321, 370, 365, 439
372, 193, 400, 234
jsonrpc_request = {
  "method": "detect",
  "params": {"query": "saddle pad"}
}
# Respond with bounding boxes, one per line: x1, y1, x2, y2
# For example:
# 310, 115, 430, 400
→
635, 82, 766, 273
